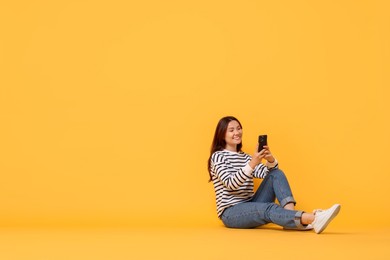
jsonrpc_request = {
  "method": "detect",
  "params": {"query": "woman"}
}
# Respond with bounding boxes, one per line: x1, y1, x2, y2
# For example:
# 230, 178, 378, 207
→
207, 116, 340, 234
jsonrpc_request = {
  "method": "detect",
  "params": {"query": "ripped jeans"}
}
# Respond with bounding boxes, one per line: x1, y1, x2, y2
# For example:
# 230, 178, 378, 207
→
221, 168, 305, 229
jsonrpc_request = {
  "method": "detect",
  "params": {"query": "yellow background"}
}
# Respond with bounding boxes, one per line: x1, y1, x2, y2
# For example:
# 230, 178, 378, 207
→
1, 0, 390, 230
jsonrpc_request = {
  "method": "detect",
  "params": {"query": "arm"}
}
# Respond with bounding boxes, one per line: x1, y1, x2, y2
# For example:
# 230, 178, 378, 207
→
211, 153, 253, 191
253, 145, 278, 178
253, 159, 278, 178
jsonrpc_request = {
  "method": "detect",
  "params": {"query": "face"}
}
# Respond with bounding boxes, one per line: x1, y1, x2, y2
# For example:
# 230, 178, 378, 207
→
224, 120, 242, 151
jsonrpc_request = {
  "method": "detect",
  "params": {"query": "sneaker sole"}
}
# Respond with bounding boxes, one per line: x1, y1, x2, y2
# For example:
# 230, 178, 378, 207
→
315, 204, 341, 234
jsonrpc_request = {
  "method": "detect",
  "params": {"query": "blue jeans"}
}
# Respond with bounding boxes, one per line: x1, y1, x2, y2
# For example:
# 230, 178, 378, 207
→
221, 168, 304, 229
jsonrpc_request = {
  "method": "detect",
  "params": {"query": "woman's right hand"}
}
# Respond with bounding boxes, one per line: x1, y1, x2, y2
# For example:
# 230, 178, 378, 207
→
249, 144, 266, 169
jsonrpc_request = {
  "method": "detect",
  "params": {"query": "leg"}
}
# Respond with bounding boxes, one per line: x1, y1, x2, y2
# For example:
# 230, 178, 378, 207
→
251, 168, 296, 208
221, 201, 305, 229
301, 212, 315, 225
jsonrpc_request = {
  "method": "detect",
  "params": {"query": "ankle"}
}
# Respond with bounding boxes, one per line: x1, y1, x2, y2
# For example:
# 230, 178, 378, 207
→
301, 213, 315, 225
283, 202, 295, 210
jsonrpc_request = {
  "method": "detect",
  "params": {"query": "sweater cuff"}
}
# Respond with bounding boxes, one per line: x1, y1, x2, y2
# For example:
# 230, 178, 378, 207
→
243, 164, 254, 176
266, 158, 278, 169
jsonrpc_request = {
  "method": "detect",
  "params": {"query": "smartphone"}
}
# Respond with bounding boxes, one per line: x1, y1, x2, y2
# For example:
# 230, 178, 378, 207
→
258, 135, 268, 152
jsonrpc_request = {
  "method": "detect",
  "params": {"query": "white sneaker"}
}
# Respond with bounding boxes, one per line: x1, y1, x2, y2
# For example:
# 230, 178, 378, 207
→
312, 204, 341, 234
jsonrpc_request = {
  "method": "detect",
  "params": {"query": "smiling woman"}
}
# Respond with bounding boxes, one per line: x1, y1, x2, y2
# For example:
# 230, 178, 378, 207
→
0, 0, 389, 232
207, 116, 341, 234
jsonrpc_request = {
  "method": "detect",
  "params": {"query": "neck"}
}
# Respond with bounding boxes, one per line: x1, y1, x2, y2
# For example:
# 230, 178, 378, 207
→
225, 145, 237, 152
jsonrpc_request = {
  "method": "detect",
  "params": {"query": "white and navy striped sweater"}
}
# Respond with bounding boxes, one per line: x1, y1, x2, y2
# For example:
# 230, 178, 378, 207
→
210, 150, 279, 218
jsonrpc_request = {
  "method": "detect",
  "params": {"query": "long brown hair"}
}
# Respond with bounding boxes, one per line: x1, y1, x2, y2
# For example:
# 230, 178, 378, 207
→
207, 116, 243, 182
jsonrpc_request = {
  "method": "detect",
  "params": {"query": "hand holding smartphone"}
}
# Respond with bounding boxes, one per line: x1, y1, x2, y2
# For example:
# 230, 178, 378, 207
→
258, 135, 268, 152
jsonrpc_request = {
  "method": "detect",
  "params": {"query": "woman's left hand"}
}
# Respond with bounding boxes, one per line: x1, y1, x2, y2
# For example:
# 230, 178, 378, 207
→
262, 146, 275, 163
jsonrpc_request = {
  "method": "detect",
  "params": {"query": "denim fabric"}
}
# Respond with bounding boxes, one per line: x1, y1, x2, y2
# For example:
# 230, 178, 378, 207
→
221, 168, 304, 229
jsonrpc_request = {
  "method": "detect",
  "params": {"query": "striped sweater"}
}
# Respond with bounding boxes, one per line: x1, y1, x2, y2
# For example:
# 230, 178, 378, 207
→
210, 150, 279, 217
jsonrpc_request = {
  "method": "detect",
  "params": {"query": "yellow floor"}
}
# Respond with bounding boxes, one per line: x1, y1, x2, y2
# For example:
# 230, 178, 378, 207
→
0, 225, 389, 259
